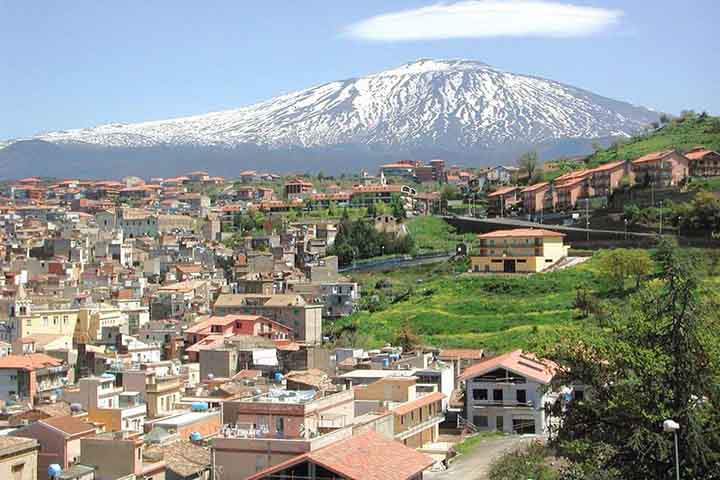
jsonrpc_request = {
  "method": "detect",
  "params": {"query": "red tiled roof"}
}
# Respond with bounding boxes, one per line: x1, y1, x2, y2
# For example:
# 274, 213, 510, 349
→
521, 182, 549, 193
589, 160, 626, 173
393, 391, 446, 416
685, 147, 718, 160
477, 228, 564, 239
487, 186, 519, 198
40, 415, 95, 436
458, 349, 557, 384
0, 353, 62, 371
632, 149, 677, 164
438, 349, 484, 360
247, 430, 434, 480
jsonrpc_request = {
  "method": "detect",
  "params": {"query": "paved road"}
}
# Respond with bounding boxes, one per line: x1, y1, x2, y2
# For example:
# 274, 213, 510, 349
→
338, 252, 453, 273
425, 435, 539, 480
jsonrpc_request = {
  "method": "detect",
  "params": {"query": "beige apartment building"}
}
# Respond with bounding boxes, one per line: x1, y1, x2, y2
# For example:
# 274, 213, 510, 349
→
0, 437, 39, 480
470, 229, 569, 273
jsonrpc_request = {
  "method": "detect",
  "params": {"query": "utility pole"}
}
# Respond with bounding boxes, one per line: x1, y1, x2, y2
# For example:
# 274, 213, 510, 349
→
586, 198, 590, 242
659, 200, 664, 235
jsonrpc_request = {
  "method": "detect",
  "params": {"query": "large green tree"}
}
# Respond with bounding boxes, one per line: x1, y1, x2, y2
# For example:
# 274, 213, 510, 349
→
548, 240, 720, 479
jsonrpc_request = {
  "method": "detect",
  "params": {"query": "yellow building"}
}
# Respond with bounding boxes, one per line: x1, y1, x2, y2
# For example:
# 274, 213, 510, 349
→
9, 296, 79, 342
75, 305, 124, 343
470, 228, 569, 273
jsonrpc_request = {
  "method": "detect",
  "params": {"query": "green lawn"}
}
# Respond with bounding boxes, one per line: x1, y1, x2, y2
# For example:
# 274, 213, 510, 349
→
332, 257, 606, 353
454, 432, 505, 455
406, 216, 477, 254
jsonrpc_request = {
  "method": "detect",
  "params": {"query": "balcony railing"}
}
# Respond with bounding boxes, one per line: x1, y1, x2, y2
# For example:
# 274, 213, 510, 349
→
471, 399, 535, 408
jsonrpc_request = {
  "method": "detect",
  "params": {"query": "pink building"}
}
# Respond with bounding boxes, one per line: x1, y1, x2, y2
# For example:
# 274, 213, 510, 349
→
11, 415, 96, 475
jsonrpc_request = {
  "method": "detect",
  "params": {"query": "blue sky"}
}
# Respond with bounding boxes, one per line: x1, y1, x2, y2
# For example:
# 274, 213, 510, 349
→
2, 0, 718, 139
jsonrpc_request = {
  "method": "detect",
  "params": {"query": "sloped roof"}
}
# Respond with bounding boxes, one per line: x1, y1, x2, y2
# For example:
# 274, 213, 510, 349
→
40, 415, 96, 436
247, 430, 434, 480
477, 228, 564, 239
685, 147, 718, 160
457, 349, 557, 384
487, 186, 519, 198
0, 353, 62, 371
438, 349, 484, 360
521, 182, 549, 193
393, 392, 446, 416
632, 149, 677, 164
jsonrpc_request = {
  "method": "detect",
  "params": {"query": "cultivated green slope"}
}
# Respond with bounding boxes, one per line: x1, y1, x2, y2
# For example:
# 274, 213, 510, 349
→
332, 258, 605, 353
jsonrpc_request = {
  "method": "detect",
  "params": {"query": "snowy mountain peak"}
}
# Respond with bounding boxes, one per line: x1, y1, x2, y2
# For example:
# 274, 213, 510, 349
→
2, 58, 659, 178
374, 58, 492, 76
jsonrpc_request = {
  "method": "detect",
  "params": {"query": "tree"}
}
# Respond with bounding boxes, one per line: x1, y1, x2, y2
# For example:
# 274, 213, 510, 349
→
597, 249, 652, 291
547, 242, 720, 479
517, 151, 539, 182
393, 319, 421, 353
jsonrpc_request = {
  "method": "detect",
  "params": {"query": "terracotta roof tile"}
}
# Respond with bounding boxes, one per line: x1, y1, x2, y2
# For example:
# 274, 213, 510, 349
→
0, 353, 62, 371
247, 430, 434, 480
40, 415, 96, 436
477, 228, 564, 239
393, 391, 445, 416
458, 349, 557, 384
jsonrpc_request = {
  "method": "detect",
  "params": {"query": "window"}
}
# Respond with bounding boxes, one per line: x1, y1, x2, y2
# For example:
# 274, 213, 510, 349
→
473, 389, 488, 401
275, 417, 284, 435
473, 415, 488, 428
573, 390, 585, 402
255, 455, 266, 472
516, 389, 527, 404
493, 389, 503, 402
12, 462, 24, 480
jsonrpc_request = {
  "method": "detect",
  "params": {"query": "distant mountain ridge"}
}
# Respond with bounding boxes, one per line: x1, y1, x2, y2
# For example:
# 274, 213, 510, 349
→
0, 59, 659, 178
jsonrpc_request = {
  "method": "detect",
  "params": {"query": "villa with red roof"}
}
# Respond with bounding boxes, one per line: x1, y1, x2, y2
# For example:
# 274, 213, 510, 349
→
470, 228, 569, 273
685, 146, 720, 177
458, 350, 559, 435
486, 186, 520, 216
631, 149, 689, 187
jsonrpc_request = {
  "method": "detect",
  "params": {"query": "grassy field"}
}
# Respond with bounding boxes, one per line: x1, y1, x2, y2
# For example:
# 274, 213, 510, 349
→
587, 115, 720, 167
332, 256, 607, 353
406, 216, 477, 253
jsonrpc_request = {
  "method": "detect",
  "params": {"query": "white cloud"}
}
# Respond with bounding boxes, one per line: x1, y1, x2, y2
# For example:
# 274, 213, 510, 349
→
344, 1, 624, 41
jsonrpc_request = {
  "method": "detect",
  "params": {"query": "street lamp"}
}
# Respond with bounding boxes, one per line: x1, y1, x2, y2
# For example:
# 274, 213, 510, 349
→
624, 218, 628, 241
663, 419, 680, 480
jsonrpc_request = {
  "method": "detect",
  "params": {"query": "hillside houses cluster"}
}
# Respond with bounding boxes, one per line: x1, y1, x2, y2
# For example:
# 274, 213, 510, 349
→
0, 169, 538, 480
488, 146, 720, 217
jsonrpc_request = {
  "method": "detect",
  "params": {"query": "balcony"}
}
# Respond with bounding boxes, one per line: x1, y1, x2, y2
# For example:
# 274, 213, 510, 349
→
146, 375, 181, 393
476, 248, 543, 258
471, 399, 535, 409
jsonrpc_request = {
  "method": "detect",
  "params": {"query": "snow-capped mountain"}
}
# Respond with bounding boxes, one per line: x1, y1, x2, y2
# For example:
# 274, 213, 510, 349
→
1, 59, 658, 178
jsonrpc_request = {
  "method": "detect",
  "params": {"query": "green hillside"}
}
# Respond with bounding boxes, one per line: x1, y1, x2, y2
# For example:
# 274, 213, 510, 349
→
330, 258, 606, 353
587, 114, 720, 167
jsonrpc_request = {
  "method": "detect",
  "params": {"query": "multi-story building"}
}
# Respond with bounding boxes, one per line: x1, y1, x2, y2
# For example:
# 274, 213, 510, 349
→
520, 182, 550, 215
686, 146, 720, 177
486, 186, 520, 217
459, 349, 558, 435
214, 388, 355, 478
11, 415, 96, 476
631, 149, 689, 187
379, 161, 417, 179
119, 364, 183, 419
214, 293, 323, 344
151, 280, 210, 320
63, 374, 123, 409
0, 353, 70, 406
470, 228, 569, 273
284, 178, 314, 200
319, 282, 359, 319
587, 160, 627, 197
74, 305, 125, 344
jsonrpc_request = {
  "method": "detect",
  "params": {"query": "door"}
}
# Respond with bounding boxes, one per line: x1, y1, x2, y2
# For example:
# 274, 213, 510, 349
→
496, 416, 504, 432
503, 259, 516, 273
